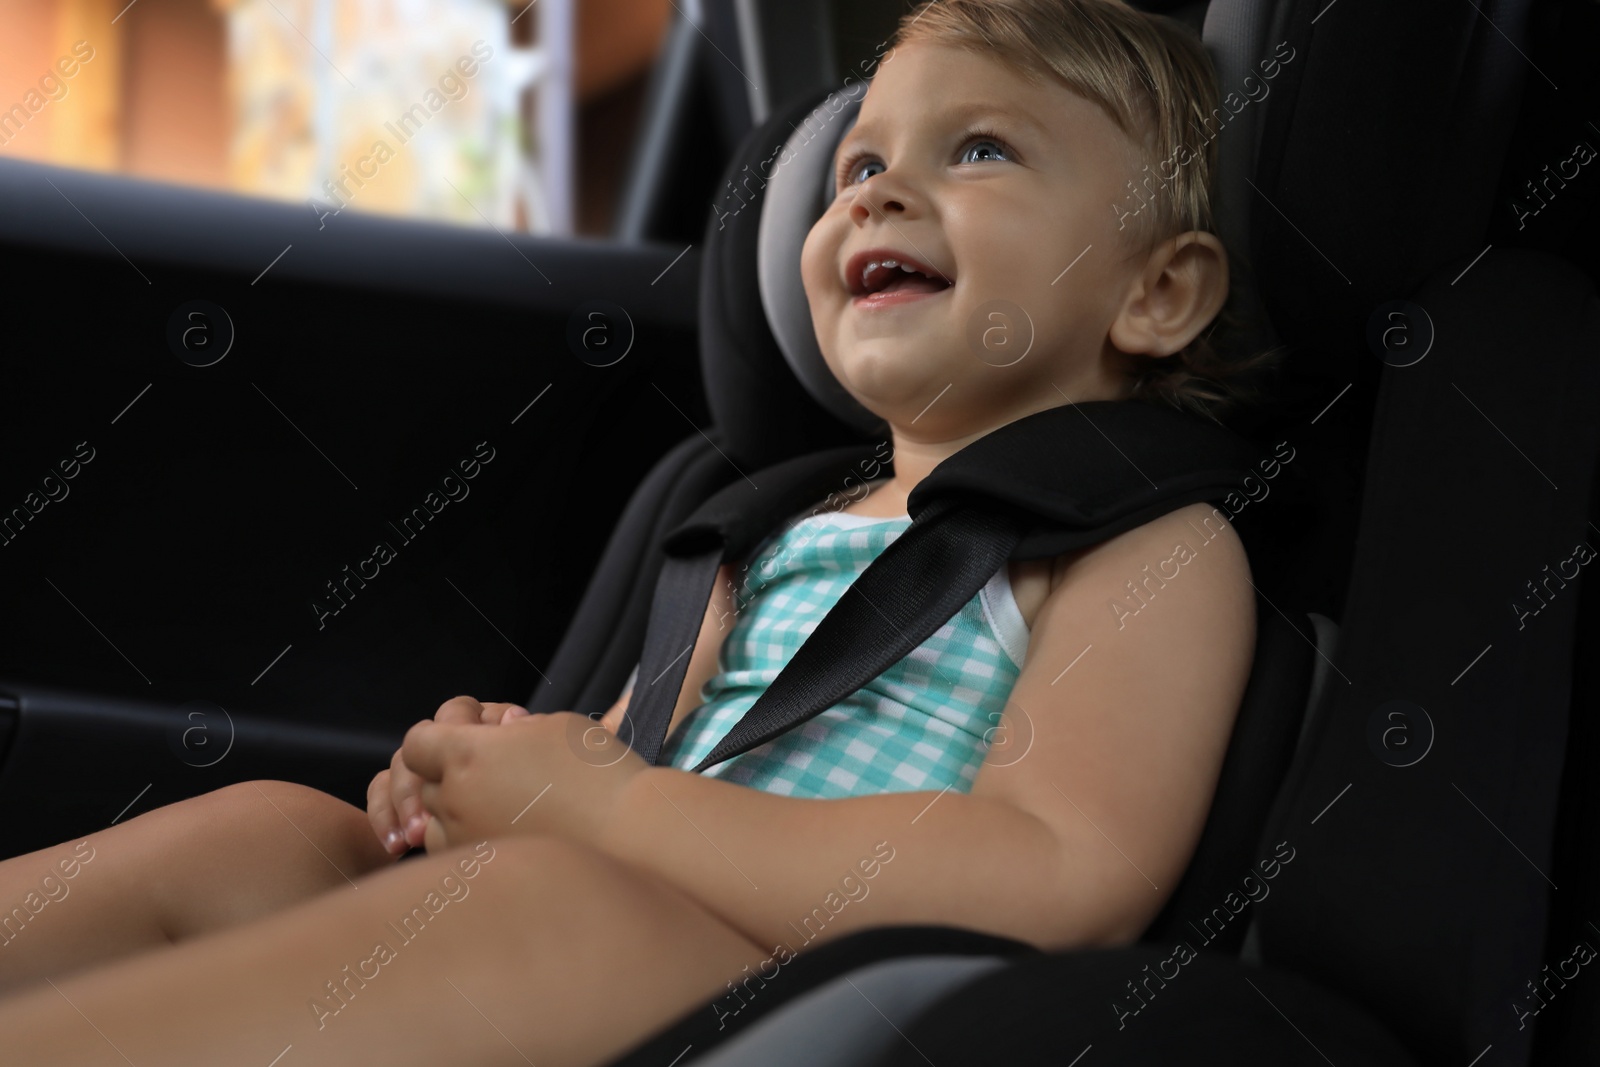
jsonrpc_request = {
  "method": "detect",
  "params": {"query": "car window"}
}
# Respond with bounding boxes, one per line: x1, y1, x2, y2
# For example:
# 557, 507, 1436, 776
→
0, 0, 670, 236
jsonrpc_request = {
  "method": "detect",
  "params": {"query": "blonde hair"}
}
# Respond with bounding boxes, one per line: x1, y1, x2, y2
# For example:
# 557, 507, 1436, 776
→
893, 0, 1283, 423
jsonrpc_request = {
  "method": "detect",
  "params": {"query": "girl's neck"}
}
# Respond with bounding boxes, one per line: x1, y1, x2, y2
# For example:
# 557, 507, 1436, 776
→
869, 419, 1009, 516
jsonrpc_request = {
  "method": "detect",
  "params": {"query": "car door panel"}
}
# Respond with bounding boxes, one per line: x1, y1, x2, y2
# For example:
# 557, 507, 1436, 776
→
0, 156, 708, 857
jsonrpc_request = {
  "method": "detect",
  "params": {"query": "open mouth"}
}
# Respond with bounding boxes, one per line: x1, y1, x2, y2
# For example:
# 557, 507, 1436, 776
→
845, 249, 954, 308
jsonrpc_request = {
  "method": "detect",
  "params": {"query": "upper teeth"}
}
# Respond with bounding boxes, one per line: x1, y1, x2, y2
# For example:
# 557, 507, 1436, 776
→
863, 259, 920, 287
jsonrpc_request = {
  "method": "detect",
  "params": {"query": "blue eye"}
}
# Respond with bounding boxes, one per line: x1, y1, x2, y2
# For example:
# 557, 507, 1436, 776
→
960, 138, 1011, 164
848, 158, 885, 184
834, 127, 1018, 191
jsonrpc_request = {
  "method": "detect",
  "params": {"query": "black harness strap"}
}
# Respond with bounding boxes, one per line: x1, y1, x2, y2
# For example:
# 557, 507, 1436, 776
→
620, 443, 886, 766
619, 400, 1265, 770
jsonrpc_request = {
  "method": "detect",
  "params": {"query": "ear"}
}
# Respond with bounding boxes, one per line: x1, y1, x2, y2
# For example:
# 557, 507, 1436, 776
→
1107, 232, 1229, 358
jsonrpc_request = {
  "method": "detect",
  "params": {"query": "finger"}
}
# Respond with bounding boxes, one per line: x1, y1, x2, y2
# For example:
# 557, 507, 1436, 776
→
472, 701, 529, 725
388, 744, 431, 849
418, 780, 446, 852
366, 769, 408, 855
497, 704, 531, 725
386, 699, 482, 846
422, 810, 449, 855
435, 695, 486, 726
401, 717, 464, 784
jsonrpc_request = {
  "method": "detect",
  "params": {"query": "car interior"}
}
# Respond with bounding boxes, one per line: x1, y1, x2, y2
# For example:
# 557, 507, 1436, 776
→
1, 0, 1597, 1063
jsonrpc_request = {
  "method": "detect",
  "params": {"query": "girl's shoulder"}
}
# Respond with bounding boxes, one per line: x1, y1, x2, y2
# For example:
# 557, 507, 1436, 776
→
1009, 550, 1090, 631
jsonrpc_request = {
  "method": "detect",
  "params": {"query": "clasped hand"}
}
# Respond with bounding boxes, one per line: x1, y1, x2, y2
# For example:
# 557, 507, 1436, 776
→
367, 696, 647, 855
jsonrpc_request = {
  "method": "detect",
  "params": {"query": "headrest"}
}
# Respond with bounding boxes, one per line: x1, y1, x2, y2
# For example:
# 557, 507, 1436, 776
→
696, 89, 886, 472
754, 88, 882, 436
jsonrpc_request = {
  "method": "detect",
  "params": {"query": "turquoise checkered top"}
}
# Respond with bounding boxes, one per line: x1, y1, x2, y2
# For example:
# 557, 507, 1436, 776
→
655, 505, 1033, 798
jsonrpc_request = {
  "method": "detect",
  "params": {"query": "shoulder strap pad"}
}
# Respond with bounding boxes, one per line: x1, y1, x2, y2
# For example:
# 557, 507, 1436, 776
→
907, 399, 1266, 559
620, 400, 1265, 770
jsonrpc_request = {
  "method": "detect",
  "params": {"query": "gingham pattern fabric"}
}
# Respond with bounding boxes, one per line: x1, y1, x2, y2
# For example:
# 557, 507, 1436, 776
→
656, 508, 1032, 798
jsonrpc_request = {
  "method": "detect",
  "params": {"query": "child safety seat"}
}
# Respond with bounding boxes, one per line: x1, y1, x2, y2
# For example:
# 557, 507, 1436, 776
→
534, 49, 1335, 1067
539, 0, 1600, 1064
564, 82, 1352, 1066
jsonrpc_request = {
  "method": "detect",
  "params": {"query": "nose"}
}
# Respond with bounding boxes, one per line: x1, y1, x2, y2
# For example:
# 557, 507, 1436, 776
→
848, 167, 920, 225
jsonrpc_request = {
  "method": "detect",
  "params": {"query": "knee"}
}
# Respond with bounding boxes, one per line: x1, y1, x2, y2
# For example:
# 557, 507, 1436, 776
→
133, 780, 401, 943
206, 779, 399, 876
205, 778, 342, 827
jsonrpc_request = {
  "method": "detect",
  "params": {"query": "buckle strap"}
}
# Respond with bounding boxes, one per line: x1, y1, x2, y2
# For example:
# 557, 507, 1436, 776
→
618, 547, 725, 766
692, 500, 1027, 770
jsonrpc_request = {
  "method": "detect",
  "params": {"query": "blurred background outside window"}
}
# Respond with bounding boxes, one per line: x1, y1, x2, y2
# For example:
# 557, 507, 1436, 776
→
0, 0, 671, 235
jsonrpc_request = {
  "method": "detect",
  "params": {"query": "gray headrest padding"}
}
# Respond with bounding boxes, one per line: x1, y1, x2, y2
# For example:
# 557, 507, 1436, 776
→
756, 89, 885, 436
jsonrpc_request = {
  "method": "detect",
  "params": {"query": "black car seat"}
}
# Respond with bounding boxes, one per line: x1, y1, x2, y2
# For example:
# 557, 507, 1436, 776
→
582, 77, 1356, 1067
529, 0, 1599, 1065
647, 0, 1597, 1065
533, 20, 1324, 1067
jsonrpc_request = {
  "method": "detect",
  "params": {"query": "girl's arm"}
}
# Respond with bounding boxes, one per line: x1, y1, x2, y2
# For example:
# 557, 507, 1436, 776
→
592, 504, 1257, 957
411, 504, 1251, 955
598, 766, 1079, 954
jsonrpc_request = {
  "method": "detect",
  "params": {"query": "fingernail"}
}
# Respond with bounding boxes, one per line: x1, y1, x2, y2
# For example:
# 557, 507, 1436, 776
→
406, 814, 427, 841
508, 706, 530, 719
384, 829, 405, 853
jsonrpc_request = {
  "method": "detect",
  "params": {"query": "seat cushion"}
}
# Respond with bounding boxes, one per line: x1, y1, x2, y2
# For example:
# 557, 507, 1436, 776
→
601, 924, 1040, 1067
687, 954, 1012, 1067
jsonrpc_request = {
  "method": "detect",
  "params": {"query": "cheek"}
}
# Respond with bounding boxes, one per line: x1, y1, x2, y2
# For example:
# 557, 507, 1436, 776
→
800, 222, 844, 320
800, 230, 819, 277
960, 208, 1107, 322
949, 197, 1040, 282
800, 227, 830, 300
955, 223, 1052, 323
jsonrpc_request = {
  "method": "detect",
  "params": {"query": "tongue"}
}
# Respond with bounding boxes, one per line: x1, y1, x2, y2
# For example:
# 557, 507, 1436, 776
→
877, 273, 947, 295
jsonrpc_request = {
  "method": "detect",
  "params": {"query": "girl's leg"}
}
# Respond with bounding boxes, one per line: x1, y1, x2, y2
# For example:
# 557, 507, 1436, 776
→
0, 779, 399, 993
0, 834, 774, 1067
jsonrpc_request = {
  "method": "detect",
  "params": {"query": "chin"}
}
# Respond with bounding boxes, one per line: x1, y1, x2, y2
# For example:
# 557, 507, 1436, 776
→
828, 345, 948, 410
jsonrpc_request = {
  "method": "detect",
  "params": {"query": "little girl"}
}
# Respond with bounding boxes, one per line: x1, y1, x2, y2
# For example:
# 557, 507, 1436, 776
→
0, 1, 1273, 1062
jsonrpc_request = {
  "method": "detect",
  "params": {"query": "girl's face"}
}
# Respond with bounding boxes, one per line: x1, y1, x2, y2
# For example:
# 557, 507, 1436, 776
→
801, 41, 1154, 440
